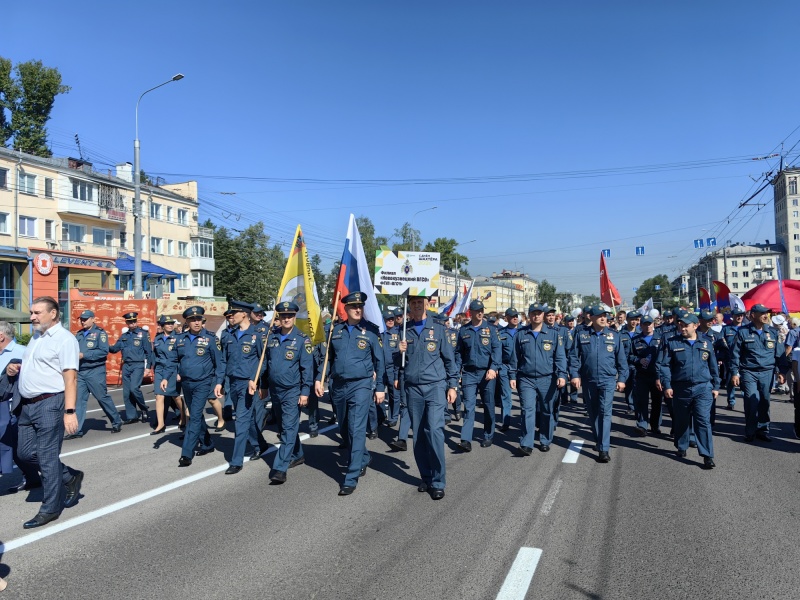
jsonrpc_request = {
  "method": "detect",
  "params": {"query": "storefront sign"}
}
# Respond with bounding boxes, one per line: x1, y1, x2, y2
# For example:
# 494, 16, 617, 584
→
52, 255, 114, 270
35, 253, 54, 276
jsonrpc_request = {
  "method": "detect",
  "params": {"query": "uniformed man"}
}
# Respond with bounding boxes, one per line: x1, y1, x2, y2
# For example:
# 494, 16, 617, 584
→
382, 310, 400, 427
562, 315, 579, 404
109, 312, 154, 425
454, 300, 501, 450
730, 304, 786, 443
73, 310, 122, 438
545, 306, 568, 425
497, 308, 521, 432
698, 309, 723, 427
720, 307, 746, 409
220, 307, 238, 420
569, 306, 629, 462
658, 313, 719, 468
250, 302, 273, 425
509, 303, 567, 455
620, 311, 640, 412
315, 292, 385, 495
395, 296, 458, 499
629, 314, 663, 436
175, 306, 225, 466
153, 315, 183, 434
264, 301, 313, 483
441, 313, 461, 421
390, 306, 413, 451
218, 302, 268, 474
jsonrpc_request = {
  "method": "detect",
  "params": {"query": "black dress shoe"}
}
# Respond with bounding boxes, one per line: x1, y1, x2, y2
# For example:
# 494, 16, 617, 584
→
451, 411, 461, 422
140, 411, 149, 423
389, 439, 407, 451
150, 426, 166, 435
289, 457, 305, 469
480, 438, 493, 448
367, 431, 378, 440
270, 470, 287, 483
597, 451, 611, 463
8, 479, 42, 493
310, 430, 319, 438
703, 457, 716, 469
518, 446, 533, 456
676, 449, 687, 458
499, 424, 510, 432
338, 441, 349, 449
23, 512, 60, 529
122, 418, 138, 425
430, 489, 445, 500
689, 440, 698, 448
225, 465, 242, 475
178, 456, 192, 467
338, 485, 355, 496
539, 444, 550, 453
384, 420, 398, 428
214, 423, 226, 432
248, 449, 263, 461
111, 424, 122, 433
418, 482, 429, 493
744, 435, 755, 443
359, 456, 373, 477
755, 430, 773, 442
196, 447, 215, 456
64, 433, 84, 440
328, 416, 337, 424
64, 471, 84, 508
457, 440, 472, 452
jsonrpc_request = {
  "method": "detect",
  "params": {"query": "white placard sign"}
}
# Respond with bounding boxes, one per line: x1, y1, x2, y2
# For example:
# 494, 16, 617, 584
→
374, 250, 440, 296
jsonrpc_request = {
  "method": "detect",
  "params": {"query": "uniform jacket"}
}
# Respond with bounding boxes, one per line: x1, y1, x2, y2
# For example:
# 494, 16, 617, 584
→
658, 334, 720, 390
175, 328, 225, 385
76, 325, 109, 370
394, 318, 458, 388
629, 331, 663, 378
509, 325, 567, 380
153, 332, 179, 378
729, 323, 784, 376
455, 319, 501, 372
265, 325, 313, 395
568, 326, 629, 384
109, 326, 154, 366
319, 320, 385, 392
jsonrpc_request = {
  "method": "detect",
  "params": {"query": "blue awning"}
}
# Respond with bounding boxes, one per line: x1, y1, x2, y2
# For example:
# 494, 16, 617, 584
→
115, 253, 179, 278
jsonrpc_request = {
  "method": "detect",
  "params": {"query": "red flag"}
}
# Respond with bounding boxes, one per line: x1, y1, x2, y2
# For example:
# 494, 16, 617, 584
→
599, 252, 622, 307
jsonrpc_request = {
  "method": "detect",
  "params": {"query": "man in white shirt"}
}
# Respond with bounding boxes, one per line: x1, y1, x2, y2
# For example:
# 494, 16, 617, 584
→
8, 297, 84, 529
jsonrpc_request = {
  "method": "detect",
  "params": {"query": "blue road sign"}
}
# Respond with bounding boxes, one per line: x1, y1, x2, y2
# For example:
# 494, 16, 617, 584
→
602, 249, 611, 258
707, 237, 716, 247
635, 246, 645, 256
694, 239, 704, 249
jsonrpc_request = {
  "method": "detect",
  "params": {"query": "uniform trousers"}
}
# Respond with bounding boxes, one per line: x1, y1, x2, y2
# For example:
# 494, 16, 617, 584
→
331, 378, 372, 488
387, 382, 400, 423
271, 385, 304, 473
518, 375, 557, 447
633, 374, 662, 431
583, 382, 616, 452
671, 382, 714, 457
228, 378, 265, 467
725, 366, 737, 407
16, 393, 79, 514
406, 381, 447, 490
396, 374, 412, 441
497, 365, 513, 428
249, 393, 269, 454
121, 361, 147, 420
77, 366, 121, 432
0, 401, 37, 480
180, 379, 214, 457
304, 390, 320, 434
740, 370, 773, 437
460, 369, 496, 442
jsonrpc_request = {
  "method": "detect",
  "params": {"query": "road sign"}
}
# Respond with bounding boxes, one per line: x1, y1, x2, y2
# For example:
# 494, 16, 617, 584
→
602, 249, 611, 258
635, 246, 645, 256
707, 237, 716, 247
694, 239, 704, 249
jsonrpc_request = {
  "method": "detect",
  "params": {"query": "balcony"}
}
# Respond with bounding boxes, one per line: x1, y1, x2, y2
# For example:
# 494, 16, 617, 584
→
190, 256, 215, 271
190, 226, 214, 240
60, 241, 118, 257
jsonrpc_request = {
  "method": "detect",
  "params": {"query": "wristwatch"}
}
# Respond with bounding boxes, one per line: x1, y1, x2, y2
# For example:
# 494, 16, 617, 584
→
64, 408, 76, 415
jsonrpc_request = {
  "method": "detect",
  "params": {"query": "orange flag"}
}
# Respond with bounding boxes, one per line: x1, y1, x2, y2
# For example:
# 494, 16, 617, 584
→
600, 252, 621, 307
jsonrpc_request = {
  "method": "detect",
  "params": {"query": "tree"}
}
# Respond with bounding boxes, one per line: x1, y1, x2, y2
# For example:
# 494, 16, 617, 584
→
538, 279, 557, 306
0, 58, 70, 157
356, 216, 380, 275
392, 222, 422, 252
582, 294, 601, 307
422, 237, 470, 275
310, 253, 330, 309
633, 275, 675, 309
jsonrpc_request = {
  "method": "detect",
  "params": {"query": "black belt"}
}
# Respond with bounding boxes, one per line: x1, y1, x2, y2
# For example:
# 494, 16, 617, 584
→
21, 392, 60, 404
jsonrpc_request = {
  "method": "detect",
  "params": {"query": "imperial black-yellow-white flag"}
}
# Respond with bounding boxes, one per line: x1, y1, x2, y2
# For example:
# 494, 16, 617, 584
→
277, 225, 325, 345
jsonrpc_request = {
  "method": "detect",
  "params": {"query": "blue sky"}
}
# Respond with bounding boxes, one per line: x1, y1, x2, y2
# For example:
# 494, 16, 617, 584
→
6, 1, 799, 301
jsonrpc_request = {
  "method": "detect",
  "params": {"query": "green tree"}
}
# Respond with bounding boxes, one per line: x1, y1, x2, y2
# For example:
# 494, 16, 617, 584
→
422, 237, 470, 275
392, 222, 422, 252
310, 253, 328, 308
356, 216, 380, 275
538, 279, 557, 306
0, 57, 12, 146
633, 275, 675, 309
582, 294, 601, 307
1, 58, 70, 157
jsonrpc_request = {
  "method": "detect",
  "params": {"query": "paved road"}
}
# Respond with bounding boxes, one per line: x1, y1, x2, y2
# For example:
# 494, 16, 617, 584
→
1, 386, 798, 599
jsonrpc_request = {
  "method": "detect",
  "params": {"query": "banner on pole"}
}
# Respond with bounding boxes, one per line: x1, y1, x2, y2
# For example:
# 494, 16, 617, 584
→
374, 249, 440, 296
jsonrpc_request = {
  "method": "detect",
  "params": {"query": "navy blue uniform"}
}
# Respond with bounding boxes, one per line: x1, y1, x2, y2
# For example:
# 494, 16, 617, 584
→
153, 332, 180, 397
455, 320, 502, 443
619, 327, 637, 411
658, 335, 720, 457
76, 325, 121, 433
109, 326, 155, 420
719, 324, 741, 408
497, 325, 519, 429
629, 331, 663, 432
509, 326, 567, 449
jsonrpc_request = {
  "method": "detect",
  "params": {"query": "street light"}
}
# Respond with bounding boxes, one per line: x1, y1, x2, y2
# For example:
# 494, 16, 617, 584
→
133, 73, 184, 299
454, 239, 476, 304
410, 206, 437, 251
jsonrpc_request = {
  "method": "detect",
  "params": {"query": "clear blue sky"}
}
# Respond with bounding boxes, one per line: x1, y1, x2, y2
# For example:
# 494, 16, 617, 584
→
6, 1, 799, 301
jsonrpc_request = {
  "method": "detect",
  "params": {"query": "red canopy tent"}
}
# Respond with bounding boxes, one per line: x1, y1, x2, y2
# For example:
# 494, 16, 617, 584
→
740, 279, 800, 312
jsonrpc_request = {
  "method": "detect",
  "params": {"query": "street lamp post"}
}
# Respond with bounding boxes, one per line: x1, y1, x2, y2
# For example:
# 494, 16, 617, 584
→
454, 239, 476, 310
133, 73, 184, 299
409, 206, 437, 251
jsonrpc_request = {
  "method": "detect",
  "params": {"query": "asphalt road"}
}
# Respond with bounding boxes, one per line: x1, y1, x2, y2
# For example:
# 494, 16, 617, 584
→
1, 385, 799, 599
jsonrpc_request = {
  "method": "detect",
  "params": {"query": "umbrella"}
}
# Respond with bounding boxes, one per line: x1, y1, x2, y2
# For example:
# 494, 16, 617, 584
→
0, 306, 30, 322
740, 280, 800, 312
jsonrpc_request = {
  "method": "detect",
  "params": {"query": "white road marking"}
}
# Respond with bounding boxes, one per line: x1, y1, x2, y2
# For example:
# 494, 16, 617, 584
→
496, 547, 543, 600
539, 479, 563, 516
1, 424, 338, 554
562, 440, 584, 463
85, 398, 155, 414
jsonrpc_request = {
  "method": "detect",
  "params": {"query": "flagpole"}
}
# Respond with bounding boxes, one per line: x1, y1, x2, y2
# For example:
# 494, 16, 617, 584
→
401, 293, 408, 368
319, 290, 341, 385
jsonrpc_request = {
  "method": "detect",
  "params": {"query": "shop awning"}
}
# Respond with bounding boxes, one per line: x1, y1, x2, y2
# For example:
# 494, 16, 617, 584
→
0, 306, 31, 322
115, 253, 179, 278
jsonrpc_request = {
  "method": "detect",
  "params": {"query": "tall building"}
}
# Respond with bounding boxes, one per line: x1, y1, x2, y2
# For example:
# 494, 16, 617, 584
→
773, 167, 800, 277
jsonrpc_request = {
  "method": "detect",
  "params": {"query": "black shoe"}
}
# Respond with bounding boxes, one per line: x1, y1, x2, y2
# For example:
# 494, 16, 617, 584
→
110, 424, 122, 433
225, 465, 242, 475
418, 482, 429, 493
597, 451, 611, 463
150, 426, 166, 435
689, 440, 697, 448
214, 422, 226, 432
7, 479, 42, 493
744, 435, 755, 443
310, 430, 319, 438
457, 440, 472, 452
23, 512, 60, 529
518, 446, 533, 456
328, 416, 337, 424
651, 428, 662, 436
389, 439, 407, 451
430, 488, 445, 500
140, 411, 149, 423
289, 457, 305, 469
249, 449, 263, 461
480, 438, 493, 448
122, 418, 138, 425
196, 447, 215, 456
64, 432, 84, 440
64, 471, 84, 508
499, 424, 510, 432
451, 411, 461, 422
794, 426, 800, 440
270, 470, 287, 483
367, 431, 378, 440
359, 456, 372, 477
676, 449, 687, 458
178, 456, 192, 467
755, 430, 773, 442
703, 457, 716, 469
338, 485, 355, 496
727, 404, 735, 410
633, 426, 647, 437
179, 424, 186, 431
338, 441, 349, 449
540, 444, 550, 453
384, 420, 398, 428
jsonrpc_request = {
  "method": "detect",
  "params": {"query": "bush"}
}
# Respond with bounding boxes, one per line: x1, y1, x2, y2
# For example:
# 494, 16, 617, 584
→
16, 332, 32, 346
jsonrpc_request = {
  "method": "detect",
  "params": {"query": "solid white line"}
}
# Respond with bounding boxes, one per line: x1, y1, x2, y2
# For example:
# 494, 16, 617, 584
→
562, 440, 584, 464
539, 479, 563, 516
1, 424, 338, 554
496, 547, 543, 600
85, 398, 155, 414
106, 384, 155, 393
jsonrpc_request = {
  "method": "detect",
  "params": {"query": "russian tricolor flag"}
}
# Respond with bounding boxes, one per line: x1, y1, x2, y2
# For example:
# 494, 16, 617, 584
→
334, 214, 385, 332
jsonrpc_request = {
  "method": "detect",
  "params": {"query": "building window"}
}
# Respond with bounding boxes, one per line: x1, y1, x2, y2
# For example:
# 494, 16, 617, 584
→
743, 282, 750, 289
742, 260, 749, 266
150, 203, 162, 220
167, 239, 174, 256
795, 234, 800, 240
150, 237, 163, 254
796, 268, 800, 275
0, 168, 7, 189
790, 178, 798, 195
120, 231, 127, 249
18, 172, 36, 195
192, 272, 213, 288
755, 259, 761, 266
0, 213, 7, 234
766, 270, 773, 278
19, 216, 37, 237
742, 271, 749, 278
732, 271, 738, 278
192, 239, 214, 258
44, 178, 54, 198
766, 258, 773, 266
71, 179, 95, 201
177, 209, 188, 225
178, 274, 189, 289
730, 260, 737, 267
166, 206, 173, 222
794, 199, 799, 207
61, 222, 84, 242
92, 228, 113, 247
795, 222, 800, 229
178, 241, 188, 257
732, 283, 739, 289
45, 220, 55, 240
